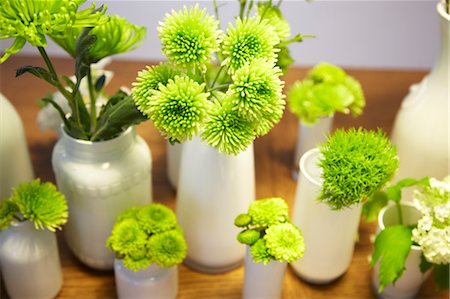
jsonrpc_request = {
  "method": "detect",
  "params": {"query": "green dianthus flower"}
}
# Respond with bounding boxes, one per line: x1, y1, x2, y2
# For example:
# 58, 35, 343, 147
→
148, 76, 210, 142
0, 199, 19, 230
9, 179, 68, 231
264, 222, 305, 263
237, 229, 261, 245
221, 16, 279, 73
256, 2, 291, 41
250, 238, 272, 265
106, 218, 148, 256
158, 4, 219, 68
248, 197, 289, 228
137, 203, 177, 234
147, 230, 187, 268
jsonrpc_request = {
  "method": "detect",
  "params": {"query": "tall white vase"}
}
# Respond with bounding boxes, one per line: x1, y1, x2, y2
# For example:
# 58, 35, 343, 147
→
292, 117, 333, 180
0, 221, 63, 299
176, 136, 255, 273
372, 203, 430, 299
391, 1, 449, 196
114, 259, 178, 299
0, 93, 34, 200
291, 148, 362, 284
242, 247, 287, 299
52, 127, 152, 270
167, 142, 183, 189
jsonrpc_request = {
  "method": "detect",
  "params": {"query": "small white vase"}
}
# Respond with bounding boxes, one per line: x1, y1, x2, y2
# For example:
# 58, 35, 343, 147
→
0, 93, 34, 200
176, 136, 255, 273
372, 203, 430, 299
52, 127, 152, 270
391, 1, 449, 198
0, 221, 63, 299
292, 117, 333, 180
114, 259, 178, 299
291, 148, 362, 284
242, 247, 287, 299
167, 142, 183, 189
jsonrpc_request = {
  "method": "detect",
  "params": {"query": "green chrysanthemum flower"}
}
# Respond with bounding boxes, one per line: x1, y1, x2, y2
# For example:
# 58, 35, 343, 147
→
264, 222, 305, 263
248, 197, 289, 228
250, 238, 272, 265
132, 63, 181, 114
228, 58, 284, 122
309, 62, 347, 84
137, 203, 177, 234
221, 16, 279, 73
147, 229, 187, 268
148, 76, 210, 142
116, 206, 141, 223
9, 179, 68, 231
319, 128, 399, 209
237, 229, 261, 245
234, 213, 251, 227
256, 2, 291, 41
106, 218, 148, 256
123, 247, 152, 272
0, 199, 19, 230
0, 0, 107, 63
158, 4, 219, 68
201, 101, 255, 155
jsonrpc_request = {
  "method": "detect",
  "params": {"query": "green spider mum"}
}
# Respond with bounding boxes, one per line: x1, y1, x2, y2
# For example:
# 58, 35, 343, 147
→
147, 230, 188, 268
250, 238, 272, 265
264, 222, 305, 263
237, 229, 261, 245
158, 4, 219, 68
201, 101, 256, 155
256, 2, 291, 41
248, 197, 289, 228
137, 203, 177, 234
319, 128, 399, 210
0, 0, 107, 63
132, 63, 181, 114
148, 76, 210, 142
0, 199, 19, 230
123, 248, 152, 272
221, 16, 280, 73
106, 218, 148, 256
228, 58, 284, 121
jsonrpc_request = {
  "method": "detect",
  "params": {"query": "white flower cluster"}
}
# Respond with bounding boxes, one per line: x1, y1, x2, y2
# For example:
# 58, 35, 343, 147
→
412, 177, 450, 265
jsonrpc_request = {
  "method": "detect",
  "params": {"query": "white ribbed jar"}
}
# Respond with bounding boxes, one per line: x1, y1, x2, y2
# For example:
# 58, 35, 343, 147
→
0, 221, 63, 299
52, 127, 152, 270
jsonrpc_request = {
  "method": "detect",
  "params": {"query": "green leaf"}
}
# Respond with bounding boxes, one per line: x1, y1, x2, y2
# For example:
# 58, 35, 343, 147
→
75, 27, 97, 82
362, 190, 389, 222
433, 264, 449, 291
386, 178, 425, 203
95, 74, 106, 91
16, 66, 57, 86
370, 225, 412, 292
420, 254, 433, 273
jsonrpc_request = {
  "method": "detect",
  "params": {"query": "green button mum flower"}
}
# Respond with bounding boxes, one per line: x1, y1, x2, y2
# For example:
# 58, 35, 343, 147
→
221, 16, 279, 74
123, 247, 152, 272
148, 76, 210, 142
264, 222, 305, 263
107, 218, 148, 257
137, 203, 177, 234
147, 230, 188, 268
250, 238, 272, 265
158, 4, 219, 68
248, 197, 289, 228
0, 0, 107, 63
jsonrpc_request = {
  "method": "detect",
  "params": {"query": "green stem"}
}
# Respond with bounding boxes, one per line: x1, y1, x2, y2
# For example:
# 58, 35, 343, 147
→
395, 201, 404, 225
209, 83, 230, 92
37, 47, 57, 79
277, 0, 283, 8
210, 65, 225, 88
246, 0, 254, 18
214, 0, 221, 28
259, 0, 273, 20
87, 67, 97, 133
239, 0, 246, 19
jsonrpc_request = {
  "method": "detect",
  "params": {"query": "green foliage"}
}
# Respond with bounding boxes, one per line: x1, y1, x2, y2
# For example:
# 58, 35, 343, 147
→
319, 128, 398, 210
0, 199, 19, 230
433, 263, 450, 291
361, 191, 388, 222
370, 225, 413, 292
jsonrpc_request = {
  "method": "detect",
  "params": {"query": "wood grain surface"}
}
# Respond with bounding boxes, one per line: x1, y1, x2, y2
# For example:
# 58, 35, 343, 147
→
0, 55, 448, 299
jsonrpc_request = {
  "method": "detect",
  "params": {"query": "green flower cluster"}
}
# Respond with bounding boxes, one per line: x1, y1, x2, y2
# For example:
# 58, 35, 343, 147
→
107, 203, 187, 271
319, 128, 399, 210
234, 197, 305, 264
0, 179, 68, 231
132, 2, 305, 155
288, 62, 366, 125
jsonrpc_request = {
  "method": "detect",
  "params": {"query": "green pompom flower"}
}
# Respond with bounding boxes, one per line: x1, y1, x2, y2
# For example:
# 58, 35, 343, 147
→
9, 179, 68, 231
264, 223, 305, 263
256, 2, 291, 41
234, 213, 251, 227
137, 203, 177, 234
148, 76, 210, 142
221, 16, 279, 73
309, 62, 347, 84
0, 0, 107, 63
116, 206, 141, 223
250, 238, 272, 265
319, 128, 399, 209
123, 248, 152, 272
147, 230, 188, 268
0, 199, 19, 230
237, 229, 261, 245
107, 218, 148, 256
248, 197, 289, 228
201, 101, 255, 155
132, 63, 181, 114
158, 4, 219, 68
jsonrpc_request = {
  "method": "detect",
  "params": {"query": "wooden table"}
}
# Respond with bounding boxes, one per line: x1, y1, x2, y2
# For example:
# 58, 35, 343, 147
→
1, 56, 447, 298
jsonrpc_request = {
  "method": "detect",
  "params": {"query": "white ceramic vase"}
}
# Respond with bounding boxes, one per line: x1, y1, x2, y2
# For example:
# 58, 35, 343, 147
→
292, 117, 333, 180
372, 203, 430, 299
0, 221, 63, 299
114, 259, 178, 299
242, 247, 287, 299
52, 127, 152, 270
167, 142, 183, 189
291, 148, 362, 284
391, 1, 449, 196
0, 93, 34, 200
176, 136, 255, 273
